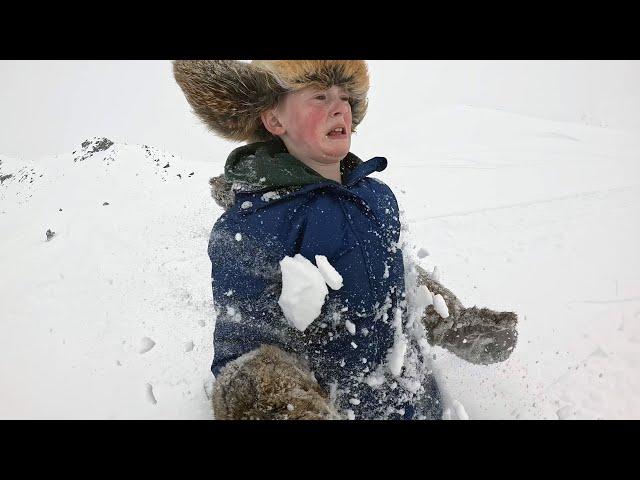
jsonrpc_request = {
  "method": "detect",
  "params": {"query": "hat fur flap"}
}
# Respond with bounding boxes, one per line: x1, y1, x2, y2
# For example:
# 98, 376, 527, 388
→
173, 60, 369, 143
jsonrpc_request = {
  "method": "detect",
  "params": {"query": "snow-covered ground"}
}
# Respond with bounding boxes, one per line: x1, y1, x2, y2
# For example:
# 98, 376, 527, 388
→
1, 63, 639, 419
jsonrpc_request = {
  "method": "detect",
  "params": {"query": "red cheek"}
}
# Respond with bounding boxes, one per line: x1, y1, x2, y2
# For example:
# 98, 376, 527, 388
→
298, 109, 327, 140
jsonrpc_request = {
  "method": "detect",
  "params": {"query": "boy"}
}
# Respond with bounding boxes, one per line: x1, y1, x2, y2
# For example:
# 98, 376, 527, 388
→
174, 60, 518, 419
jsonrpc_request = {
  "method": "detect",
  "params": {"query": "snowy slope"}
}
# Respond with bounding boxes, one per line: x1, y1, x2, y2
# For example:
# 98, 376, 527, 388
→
1, 105, 639, 419
0, 138, 223, 419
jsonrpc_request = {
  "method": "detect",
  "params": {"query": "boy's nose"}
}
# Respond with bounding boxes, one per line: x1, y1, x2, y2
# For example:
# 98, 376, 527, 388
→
330, 99, 349, 117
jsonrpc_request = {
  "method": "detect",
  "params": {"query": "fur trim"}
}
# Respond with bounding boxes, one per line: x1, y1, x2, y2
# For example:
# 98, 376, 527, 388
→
212, 345, 341, 420
209, 174, 235, 211
173, 60, 369, 143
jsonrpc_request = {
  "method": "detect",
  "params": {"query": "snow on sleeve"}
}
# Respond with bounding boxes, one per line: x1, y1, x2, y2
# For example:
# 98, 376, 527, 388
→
413, 284, 433, 310
433, 294, 449, 318
278, 254, 329, 332
261, 191, 281, 202
345, 319, 356, 335
314, 255, 343, 290
388, 307, 407, 377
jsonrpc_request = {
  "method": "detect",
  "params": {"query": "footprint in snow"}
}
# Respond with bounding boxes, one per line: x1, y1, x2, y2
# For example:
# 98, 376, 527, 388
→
146, 383, 157, 405
556, 404, 575, 420
139, 337, 156, 354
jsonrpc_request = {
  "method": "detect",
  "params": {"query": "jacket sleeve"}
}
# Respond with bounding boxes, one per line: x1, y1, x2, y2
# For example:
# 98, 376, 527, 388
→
208, 213, 301, 376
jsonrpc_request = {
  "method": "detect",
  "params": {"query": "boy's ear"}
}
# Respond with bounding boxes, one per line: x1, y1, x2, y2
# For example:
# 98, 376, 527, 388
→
261, 109, 286, 136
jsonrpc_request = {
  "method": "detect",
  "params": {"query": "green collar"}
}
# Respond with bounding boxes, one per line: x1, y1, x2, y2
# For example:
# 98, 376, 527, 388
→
224, 138, 363, 191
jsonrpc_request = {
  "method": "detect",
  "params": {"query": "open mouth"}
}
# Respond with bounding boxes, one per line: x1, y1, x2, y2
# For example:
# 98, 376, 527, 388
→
326, 126, 347, 138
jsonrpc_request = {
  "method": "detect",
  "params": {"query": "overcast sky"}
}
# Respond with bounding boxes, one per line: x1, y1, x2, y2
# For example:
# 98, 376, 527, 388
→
1, 60, 639, 163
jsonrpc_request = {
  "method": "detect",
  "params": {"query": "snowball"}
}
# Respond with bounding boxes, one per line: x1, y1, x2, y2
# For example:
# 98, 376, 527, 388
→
351, 342, 358, 349
383, 263, 390, 279
345, 320, 356, 335
235, 233, 242, 241
417, 247, 430, 258
346, 410, 355, 420
388, 308, 407, 377
349, 398, 361, 405
287, 404, 295, 411
314, 255, 343, 290
240, 201, 253, 209
278, 254, 328, 332
433, 294, 449, 318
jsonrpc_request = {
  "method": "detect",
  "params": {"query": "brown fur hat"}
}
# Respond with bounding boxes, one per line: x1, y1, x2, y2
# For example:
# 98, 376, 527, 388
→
173, 60, 369, 143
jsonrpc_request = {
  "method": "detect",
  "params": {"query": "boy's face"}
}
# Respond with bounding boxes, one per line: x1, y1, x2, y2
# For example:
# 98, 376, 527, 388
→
265, 85, 353, 165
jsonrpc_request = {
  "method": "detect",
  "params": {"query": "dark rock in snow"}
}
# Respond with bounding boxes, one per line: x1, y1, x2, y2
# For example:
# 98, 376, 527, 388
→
103, 202, 110, 206
46, 229, 56, 241
74, 137, 114, 162
0, 173, 13, 183
163, 163, 170, 169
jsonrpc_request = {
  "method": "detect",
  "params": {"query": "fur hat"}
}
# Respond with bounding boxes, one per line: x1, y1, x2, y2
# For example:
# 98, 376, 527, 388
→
173, 60, 369, 144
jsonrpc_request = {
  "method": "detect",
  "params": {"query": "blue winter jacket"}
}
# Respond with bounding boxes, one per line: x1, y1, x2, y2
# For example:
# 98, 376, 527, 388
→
208, 139, 442, 419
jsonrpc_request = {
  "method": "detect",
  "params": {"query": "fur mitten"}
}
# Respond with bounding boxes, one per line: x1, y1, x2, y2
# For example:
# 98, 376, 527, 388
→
212, 345, 341, 420
416, 266, 518, 365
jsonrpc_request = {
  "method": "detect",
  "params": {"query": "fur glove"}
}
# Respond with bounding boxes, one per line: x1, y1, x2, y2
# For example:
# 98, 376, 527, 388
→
212, 345, 341, 420
416, 265, 518, 365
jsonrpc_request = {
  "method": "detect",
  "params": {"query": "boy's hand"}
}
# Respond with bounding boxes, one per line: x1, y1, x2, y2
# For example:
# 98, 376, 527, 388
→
423, 306, 518, 365
212, 344, 340, 420
415, 265, 518, 365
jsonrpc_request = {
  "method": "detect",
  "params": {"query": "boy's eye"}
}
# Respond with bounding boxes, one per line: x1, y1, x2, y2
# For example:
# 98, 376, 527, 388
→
312, 93, 351, 102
